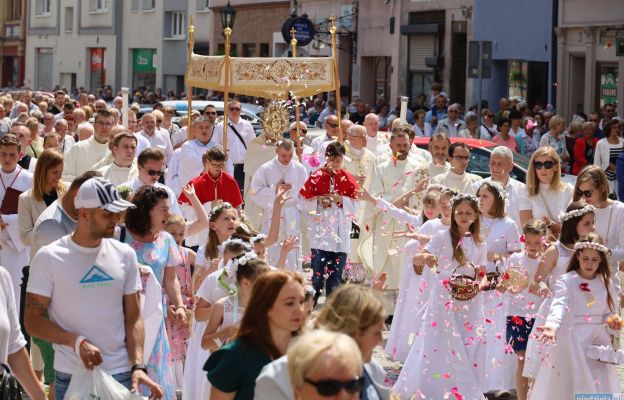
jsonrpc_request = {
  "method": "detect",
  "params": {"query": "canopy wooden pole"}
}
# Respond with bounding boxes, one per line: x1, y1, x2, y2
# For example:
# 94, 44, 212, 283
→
290, 28, 303, 150
187, 16, 195, 139
223, 26, 232, 153
329, 15, 342, 142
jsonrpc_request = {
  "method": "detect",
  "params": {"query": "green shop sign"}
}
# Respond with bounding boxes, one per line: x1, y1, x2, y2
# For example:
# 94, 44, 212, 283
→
601, 74, 617, 105
133, 49, 156, 73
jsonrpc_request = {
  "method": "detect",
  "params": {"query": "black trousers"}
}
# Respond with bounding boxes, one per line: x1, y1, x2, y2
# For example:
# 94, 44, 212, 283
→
233, 163, 245, 198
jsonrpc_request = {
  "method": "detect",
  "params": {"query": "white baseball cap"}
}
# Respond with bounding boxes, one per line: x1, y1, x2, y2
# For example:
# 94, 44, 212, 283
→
74, 177, 136, 212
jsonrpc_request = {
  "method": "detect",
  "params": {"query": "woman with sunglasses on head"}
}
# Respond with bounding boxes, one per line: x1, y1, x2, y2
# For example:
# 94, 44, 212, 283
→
573, 165, 624, 267
593, 119, 623, 196
205, 270, 305, 400
118, 185, 187, 399
255, 284, 389, 400
288, 330, 365, 400
523, 201, 596, 380
519, 147, 574, 239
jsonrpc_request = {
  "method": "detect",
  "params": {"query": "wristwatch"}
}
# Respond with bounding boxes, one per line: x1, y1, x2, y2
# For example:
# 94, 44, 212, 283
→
131, 364, 148, 373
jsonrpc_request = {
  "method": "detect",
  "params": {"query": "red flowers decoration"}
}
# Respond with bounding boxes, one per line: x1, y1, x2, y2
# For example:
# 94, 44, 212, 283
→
511, 316, 524, 326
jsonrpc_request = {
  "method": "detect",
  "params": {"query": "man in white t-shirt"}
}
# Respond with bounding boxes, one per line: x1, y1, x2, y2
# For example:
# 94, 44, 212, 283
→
25, 177, 163, 399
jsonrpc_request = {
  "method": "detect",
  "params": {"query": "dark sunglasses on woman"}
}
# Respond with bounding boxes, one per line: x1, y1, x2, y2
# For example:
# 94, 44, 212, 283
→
305, 376, 365, 396
533, 160, 554, 170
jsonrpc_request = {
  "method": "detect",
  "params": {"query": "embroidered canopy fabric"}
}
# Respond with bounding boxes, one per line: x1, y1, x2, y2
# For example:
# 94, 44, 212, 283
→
185, 54, 336, 99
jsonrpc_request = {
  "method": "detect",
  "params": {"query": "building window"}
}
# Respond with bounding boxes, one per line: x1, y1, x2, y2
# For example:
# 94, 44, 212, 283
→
242, 43, 256, 57
142, 0, 155, 11
7, 0, 22, 20
171, 12, 185, 38
130, 0, 138, 11
64, 7, 73, 32
260, 43, 269, 57
34, 0, 51, 16
89, 0, 108, 13
196, 0, 210, 10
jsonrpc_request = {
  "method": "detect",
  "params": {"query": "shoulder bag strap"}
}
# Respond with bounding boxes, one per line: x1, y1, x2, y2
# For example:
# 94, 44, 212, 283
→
538, 191, 556, 221
228, 123, 247, 150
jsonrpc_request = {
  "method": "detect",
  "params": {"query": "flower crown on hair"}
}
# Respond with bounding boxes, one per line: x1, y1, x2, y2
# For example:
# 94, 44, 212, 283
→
209, 202, 233, 218
482, 180, 507, 201
574, 241, 610, 254
219, 237, 253, 252
251, 233, 267, 243
559, 205, 595, 223
225, 251, 258, 277
451, 193, 479, 206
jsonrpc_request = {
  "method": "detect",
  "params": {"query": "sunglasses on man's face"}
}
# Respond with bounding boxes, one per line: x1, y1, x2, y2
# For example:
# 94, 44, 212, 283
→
229, 107, 241, 112
204, 111, 217, 116
147, 169, 164, 177
533, 160, 555, 170
304, 377, 364, 396
576, 189, 594, 198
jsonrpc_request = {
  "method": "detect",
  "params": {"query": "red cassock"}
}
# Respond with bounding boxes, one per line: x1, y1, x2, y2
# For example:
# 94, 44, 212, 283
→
299, 167, 359, 207
178, 172, 243, 209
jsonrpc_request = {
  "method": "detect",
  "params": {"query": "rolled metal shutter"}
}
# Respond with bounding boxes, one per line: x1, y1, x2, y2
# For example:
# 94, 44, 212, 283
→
409, 35, 435, 71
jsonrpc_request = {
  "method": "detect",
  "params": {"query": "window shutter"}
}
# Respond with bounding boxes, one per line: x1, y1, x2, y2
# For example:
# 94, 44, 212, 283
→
409, 35, 436, 71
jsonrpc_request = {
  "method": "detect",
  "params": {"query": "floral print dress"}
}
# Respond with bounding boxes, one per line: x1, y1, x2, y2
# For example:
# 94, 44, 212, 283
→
166, 246, 193, 362
119, 229, 183, 400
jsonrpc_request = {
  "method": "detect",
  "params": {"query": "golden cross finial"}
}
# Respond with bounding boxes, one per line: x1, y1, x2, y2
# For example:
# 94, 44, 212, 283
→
329, 14, 337, 35
290, 27, 297, 39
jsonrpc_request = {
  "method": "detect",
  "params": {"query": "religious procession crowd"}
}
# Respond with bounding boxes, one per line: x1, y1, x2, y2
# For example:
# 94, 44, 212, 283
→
0, 88, 623, 400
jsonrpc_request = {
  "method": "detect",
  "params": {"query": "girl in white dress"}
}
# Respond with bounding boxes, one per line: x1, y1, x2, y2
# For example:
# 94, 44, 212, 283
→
501, 219, 548, 400
531, 233, 621, 399
384, 189, 454, 362
200, 255, 271, 398
392, 194, 488, 400
519, 146, 574, 237
359, 187, 446, 363
522, 202, 596, 381
476, 180, 522, 393
182, 203, 240, 400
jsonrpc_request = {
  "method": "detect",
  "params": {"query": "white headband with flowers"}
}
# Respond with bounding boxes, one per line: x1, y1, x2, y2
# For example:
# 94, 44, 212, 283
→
560, 205, 595, 223
574, 241, 610, 254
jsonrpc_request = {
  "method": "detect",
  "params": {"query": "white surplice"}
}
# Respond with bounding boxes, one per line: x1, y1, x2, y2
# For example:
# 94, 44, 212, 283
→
359, 157, 428, 289
250, 158, 308, 270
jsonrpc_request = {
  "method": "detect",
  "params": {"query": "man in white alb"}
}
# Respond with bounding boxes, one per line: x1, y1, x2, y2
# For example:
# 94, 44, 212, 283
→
432, 142, 481, 193
250, 139, 307, 270
0, 134, 33, 304
63, 110, 112, 181
178, 116, 222, 191
97, 132, 139, 186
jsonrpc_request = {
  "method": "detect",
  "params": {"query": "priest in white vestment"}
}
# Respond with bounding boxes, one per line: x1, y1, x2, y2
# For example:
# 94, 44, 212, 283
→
97, 132, 139, 186
342, 126, 376, 280
250, 139, 308, 271
359, 130, 428, 292
432, 142, 482, 193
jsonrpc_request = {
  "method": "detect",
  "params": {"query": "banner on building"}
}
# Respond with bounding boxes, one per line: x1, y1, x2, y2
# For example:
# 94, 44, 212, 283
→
185, 54, 336, 99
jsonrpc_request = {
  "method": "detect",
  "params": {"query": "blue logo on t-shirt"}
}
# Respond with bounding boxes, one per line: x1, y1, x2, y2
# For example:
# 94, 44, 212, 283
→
80, 266, 114, 285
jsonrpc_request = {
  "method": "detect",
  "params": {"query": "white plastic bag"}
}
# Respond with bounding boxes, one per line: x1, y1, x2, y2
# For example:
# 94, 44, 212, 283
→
64, 363, 144, 400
